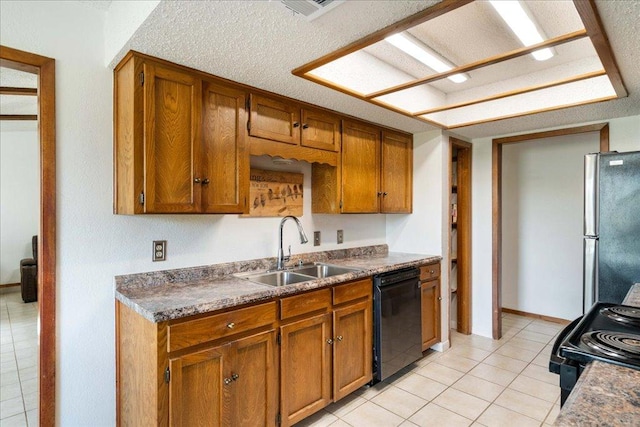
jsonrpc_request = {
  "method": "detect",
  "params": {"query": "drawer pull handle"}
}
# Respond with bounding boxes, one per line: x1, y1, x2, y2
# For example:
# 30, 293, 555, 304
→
224, 377, 233, 385
430, 270, 435, 274
231, 373, 239, 381
336, 335, 343, 341
194, 177, 201, 183
327, 338, 334, 345
227, 322, 235, 329
201, 178, 210, 185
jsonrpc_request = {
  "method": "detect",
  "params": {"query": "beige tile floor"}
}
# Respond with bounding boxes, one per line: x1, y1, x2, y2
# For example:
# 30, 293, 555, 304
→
0, 288, 38, 427
296, 312, 564, 427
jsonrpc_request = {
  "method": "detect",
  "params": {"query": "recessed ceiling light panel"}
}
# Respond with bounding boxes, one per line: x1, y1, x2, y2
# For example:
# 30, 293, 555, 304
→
385, 32, 468, 83
489, 0, 554, 61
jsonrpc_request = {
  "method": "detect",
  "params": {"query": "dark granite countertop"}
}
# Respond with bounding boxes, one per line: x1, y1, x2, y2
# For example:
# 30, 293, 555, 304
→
555, 283, 640, 426
115, 245, 440, 323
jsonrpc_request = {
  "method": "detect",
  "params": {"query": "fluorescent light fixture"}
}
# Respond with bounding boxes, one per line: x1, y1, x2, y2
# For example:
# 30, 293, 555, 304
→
489, 0, 553, 61
385, 33, 468, 83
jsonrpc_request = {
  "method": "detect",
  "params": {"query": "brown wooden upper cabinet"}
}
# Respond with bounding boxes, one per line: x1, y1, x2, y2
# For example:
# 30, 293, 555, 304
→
381, 130, 413, 213
339, 121, 413, 214
249, 94, 340, 152
113, 52, 249, 214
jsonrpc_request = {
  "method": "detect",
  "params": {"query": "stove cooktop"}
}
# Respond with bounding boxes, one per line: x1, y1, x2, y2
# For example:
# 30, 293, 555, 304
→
559, 302, 640, 370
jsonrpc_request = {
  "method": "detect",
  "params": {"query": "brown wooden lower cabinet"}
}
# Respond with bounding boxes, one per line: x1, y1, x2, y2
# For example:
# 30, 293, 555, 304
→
116, 278, 373, 427
420, 262, 442, 351
279, 279, 373, 426
280, 313, 332, 426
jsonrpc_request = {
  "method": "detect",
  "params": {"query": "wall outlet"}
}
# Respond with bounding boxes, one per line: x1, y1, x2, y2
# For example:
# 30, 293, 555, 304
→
314, 231, 321, 246
153, 240, 166, 261
337, 230, 344, 244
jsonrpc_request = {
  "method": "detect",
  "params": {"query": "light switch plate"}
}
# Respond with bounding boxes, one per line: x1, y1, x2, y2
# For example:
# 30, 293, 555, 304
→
314, 231, 321, 246
337, 230, 344, 244
153, 240, 166, 261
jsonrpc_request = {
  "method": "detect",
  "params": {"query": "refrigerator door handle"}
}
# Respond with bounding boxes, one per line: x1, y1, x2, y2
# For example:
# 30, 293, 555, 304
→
583, 237, 598, 313
584, 154, 599, 237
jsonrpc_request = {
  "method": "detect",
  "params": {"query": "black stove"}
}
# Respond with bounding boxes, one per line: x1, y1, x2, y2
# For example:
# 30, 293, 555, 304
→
549, 302, 640, 405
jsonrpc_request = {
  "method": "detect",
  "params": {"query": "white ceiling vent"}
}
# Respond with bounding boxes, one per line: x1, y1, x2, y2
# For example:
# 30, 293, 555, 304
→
281, 0, 345, 21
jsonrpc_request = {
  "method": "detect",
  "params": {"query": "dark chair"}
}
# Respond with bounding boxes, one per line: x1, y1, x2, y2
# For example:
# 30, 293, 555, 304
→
20, 236, 38, 303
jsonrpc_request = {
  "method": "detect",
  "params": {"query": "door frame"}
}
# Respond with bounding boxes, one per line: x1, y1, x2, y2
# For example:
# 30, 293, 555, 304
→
449, 137, 472, 334
491, 123, 609, 339
1, 45, 56, 426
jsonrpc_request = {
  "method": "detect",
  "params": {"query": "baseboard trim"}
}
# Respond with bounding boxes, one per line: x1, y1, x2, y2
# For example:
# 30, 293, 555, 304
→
0, 282, 20, 289
502, 307, 571, 325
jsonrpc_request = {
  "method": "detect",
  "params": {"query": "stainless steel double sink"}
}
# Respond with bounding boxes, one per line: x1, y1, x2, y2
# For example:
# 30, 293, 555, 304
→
235, 262, 361, 287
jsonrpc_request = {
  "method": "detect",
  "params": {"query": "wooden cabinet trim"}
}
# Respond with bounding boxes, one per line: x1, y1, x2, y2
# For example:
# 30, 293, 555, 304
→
167, 301, 276, 352
420, 263, 441, 281
280, 288, 331, 321
332, 278, 372, 306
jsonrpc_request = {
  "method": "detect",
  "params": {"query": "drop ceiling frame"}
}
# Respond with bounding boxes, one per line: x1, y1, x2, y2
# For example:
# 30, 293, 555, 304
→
292, 0, 627, 130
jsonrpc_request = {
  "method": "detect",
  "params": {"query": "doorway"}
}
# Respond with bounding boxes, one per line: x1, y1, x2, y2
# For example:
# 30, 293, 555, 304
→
491, 123, 609, 339
449, 137, 472, 335
1, 45, 56, 426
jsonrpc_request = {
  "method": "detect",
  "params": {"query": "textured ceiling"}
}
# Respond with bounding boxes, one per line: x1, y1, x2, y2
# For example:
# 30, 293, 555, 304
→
108, 0, 639, 139
3, 1, 631, 139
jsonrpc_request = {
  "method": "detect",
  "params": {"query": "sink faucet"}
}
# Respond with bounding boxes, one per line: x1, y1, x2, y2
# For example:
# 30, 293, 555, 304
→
277, 215, 308, 270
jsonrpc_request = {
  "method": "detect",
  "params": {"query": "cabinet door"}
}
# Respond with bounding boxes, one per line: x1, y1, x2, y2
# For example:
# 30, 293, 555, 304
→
341, 120, 380, 213
421, 279, 441, 351
169, 346, 225, 427
143, 61, 202, 213
301, 108, 341, 152
226, 329, 277, 426
333, 299, 372, 400
249, 94, 300, 145
381, 131, 413, 213
201, 81, 249, 213
280, 313, 332, 426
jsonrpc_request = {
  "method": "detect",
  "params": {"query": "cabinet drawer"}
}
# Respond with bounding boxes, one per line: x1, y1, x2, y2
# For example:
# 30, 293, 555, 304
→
420, 263, 441, 281
280, 288, 331, 321
333, 278, 372, 305
168, 301, 277, 352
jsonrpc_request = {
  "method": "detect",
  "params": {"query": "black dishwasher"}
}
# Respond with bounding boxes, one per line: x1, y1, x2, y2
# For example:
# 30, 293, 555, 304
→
373, 267, 422, 382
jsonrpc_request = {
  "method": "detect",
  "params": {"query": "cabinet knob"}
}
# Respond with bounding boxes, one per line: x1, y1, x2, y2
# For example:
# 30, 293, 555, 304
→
438, 297, 442, 301
377, 192, 382, 196
293, 122, 300, 128
227, 322, 235, 329
327, 338, 334, 345
231, 373, 239, 381
430, 270, 435, 274
224, 377, 233, 385
383, 192, 388, 196
302, 123, 309, 129
201, 178, 210, 185
336, 335, 343, 341
194, 177, 201, 183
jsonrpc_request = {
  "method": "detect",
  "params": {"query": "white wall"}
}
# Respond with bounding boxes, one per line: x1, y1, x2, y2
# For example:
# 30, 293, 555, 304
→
0, 2, 386, 424
0, 129, 39, 284
472, 115, 640, 338
502, 133, 599, 320
387, 130, 450, 347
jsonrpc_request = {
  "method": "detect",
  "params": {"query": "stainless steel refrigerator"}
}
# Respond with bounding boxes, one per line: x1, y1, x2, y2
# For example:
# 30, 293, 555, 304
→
583, 150, 640, 312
